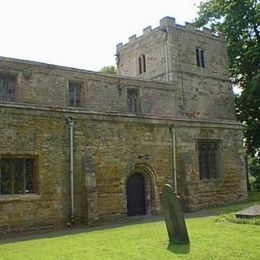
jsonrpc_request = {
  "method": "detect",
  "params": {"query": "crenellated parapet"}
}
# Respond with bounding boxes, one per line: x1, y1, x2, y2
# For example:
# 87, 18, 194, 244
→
116, 16, 225, 52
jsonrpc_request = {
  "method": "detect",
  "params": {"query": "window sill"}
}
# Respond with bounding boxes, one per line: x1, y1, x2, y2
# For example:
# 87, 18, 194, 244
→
199, 178, 224, 187
68, 106, 83, 108
0, 194, 41, 202
127, 111, 142, 114
200, 178, 222, 182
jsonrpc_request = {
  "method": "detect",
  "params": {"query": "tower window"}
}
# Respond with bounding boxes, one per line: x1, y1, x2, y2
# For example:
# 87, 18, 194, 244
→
196, 48, 205, 68
138, 54, 146, 74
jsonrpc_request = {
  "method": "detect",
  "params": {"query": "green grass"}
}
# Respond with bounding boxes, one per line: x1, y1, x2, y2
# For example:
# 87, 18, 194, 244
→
215, 190, 260, 226
216, 213, 260, 225
0, 192, 259, 260
214, 190, 260, 214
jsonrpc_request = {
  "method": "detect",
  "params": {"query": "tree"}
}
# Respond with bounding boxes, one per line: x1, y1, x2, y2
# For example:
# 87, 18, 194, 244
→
100, 65, 117, 75
194, 0, 260, 158
236, 73, 260, 157
249, 156, 260, 190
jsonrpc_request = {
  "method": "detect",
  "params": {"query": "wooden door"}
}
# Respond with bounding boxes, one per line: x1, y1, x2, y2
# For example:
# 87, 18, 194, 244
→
127, 173, 146, 216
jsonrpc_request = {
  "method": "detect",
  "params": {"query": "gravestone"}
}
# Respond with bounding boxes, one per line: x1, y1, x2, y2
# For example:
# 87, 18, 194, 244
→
160, 184, 190, 244
235, 205, 260, 218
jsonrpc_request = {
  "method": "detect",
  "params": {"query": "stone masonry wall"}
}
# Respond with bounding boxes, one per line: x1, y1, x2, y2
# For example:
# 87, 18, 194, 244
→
0, 26, 247, 233
117, 17, 228, 82
116, 28, 168, 81
174, 122, 247, 211
0, 104, 246, 232
116, 17, 235, 121
0, 106, 173, 232
0, 107, 71, 232
0, 57, 177, 117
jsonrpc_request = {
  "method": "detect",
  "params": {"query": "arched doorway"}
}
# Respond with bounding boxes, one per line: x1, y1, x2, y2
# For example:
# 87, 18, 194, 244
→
127, 173, 146, 216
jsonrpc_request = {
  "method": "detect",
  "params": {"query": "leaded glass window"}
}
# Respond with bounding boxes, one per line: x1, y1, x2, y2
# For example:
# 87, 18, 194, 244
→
0, 74, 15, 102
127, 88, 140, 113
198, 141, 219, 180
0, 157, 36, 195
69, 81, 82, 107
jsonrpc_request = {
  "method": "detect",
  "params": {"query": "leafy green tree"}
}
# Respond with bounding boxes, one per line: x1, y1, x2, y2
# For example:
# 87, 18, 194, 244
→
249, 157, 260, 190
236, 73, 260, 157
100, 65, 117, 75
194, 0, 260, 158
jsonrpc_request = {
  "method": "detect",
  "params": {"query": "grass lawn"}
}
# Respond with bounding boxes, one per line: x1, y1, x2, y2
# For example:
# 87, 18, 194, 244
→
0, 192, 259, 260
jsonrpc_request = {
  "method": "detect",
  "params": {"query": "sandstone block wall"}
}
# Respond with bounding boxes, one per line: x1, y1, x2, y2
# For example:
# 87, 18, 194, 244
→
0, 106, 173, 232
117, 17, 228, 81
0, 57, 177, 117
0, 104, 247, 232
0, 107, 71, 232
0, 17, 247, 233
173, 122, 247, 210
116, 17, 235, 121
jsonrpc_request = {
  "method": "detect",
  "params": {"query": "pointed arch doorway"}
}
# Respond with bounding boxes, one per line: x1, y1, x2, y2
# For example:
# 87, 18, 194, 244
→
126, 173, 146, 216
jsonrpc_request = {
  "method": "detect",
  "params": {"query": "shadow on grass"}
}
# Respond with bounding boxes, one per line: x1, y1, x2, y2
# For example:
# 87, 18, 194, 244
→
1, 192, 258, 246
0, 215, 164, 245
0, 210, 221, 245
167, 243, 190, 254
0, 212, 212, 245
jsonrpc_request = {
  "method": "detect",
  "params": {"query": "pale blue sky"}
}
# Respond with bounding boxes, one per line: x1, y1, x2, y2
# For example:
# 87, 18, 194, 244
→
0, 0, 202, 71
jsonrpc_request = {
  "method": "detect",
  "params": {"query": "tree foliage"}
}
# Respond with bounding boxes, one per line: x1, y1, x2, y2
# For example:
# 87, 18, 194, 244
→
249, 157, 260, 190
236, 73, 260, 157
194, 0, 260, 157
100, 65, 117, 75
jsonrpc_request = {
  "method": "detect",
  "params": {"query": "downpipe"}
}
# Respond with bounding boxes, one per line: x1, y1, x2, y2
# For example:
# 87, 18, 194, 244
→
170, 127, 177, 194
68, 117, 75, 225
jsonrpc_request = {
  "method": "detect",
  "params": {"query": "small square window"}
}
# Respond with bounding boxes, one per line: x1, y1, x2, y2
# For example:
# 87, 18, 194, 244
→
68, 81, 82, 107
198, 141, 220, 180
0, 157, 36, 195
127, 88, 140, 113
0, 74, 15, 102
196, 47, 205, 68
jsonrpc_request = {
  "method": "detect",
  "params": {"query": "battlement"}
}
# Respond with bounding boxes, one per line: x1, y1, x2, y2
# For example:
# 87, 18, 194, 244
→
116, 16, 225, 52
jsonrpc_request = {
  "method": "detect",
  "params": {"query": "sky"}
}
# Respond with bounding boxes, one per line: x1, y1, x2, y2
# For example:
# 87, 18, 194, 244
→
0, 0, 202, 72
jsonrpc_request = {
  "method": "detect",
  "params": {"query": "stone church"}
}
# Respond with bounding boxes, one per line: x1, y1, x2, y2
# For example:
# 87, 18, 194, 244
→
0, 17, 247, 233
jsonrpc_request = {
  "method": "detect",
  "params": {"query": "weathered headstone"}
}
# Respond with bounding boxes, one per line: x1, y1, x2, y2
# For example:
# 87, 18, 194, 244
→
235, 205, 260, 218
160, 184, 190, 244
